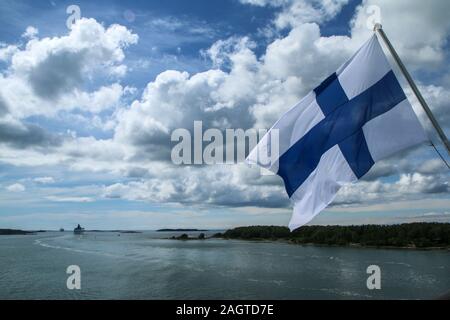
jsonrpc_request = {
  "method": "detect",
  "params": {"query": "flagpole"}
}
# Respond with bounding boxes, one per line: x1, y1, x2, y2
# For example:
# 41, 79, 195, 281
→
373, 23, 450, 157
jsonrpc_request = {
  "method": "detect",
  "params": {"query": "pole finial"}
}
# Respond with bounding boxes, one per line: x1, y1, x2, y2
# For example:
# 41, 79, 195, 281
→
373, 23, 382, 32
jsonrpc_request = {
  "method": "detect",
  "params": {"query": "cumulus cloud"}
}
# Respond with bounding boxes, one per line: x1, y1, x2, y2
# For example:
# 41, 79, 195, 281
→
103, 164, 287, 208
0, 18, 138, 118
396, 173, 449, 194
414, 84, 450, 130
0, 18, 137, 149
113, 40, 259, 161
351, 0, 450, 70
0, 45, 19, 62
113, 21, 355, 164
243, 0, 450, 71
0, 3, 448, 218
334, 172, 449, 207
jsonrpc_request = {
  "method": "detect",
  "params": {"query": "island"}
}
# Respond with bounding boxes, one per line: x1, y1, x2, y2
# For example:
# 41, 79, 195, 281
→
171, 233, 206, 240
0, 229, 37, 235
157, 229, 208, 232
213, 223, 450, 249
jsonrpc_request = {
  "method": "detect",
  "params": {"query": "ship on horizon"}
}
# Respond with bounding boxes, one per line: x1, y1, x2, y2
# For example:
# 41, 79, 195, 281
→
74, 224, 85, 234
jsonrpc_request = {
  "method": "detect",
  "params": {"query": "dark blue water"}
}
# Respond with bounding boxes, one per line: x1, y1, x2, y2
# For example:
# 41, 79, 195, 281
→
0, 231, 448, 299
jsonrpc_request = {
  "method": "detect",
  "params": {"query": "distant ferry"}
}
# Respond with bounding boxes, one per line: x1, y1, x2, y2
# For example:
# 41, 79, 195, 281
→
59, 228, 64, 232
73, 224, 85, 234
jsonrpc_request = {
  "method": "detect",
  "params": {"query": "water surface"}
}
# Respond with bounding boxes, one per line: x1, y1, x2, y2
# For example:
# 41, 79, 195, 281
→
0, 231, 448, 299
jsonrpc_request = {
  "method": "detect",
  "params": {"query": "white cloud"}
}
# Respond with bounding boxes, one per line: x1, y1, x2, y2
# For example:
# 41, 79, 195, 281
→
148, 16, 215, 36
68, 83, 128, 114
103, 180, 177, 202
417, 159, 448, 175
244, 0, 450, 78
395, 173, 449, 194
334, 173, 449, 207
33, 177, 55, 184
46, 196, 94, 203
351, 0, 450, 70
423, 211, 450, 217
275, 0, 349, 29
329, 198, 450, 213
0, 18, 137, 157
102, 164, 287, 207
21, 26, 38, 39
0, 18, 138, 119
113, 23, 355, 159
413, 84, 450, 130
0, 45, 19, 62
240, 0, 350, 29
6, 183, 26, 192
0, 3, 448, 220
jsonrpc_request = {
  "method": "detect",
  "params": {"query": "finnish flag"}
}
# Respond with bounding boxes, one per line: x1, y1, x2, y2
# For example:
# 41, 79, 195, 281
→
247, 35, 427, 231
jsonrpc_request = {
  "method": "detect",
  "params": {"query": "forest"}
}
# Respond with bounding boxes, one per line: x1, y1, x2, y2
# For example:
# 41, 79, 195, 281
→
215, 223, 450, 248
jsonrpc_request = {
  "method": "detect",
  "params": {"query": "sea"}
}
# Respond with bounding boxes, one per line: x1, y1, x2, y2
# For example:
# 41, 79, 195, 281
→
0, 231, 449, 299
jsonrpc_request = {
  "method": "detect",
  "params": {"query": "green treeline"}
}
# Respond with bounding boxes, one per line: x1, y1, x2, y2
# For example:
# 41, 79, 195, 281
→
216, 223, 450, 248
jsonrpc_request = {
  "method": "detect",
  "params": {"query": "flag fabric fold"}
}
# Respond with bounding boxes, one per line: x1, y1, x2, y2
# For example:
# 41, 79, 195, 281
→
247, 34, 427, 231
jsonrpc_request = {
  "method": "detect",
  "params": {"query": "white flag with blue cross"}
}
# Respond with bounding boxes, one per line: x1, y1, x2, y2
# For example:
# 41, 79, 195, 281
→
247, 35, 427, 231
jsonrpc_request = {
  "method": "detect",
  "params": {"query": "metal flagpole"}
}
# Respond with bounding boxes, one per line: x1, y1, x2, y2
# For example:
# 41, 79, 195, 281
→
373, 23, 450, 158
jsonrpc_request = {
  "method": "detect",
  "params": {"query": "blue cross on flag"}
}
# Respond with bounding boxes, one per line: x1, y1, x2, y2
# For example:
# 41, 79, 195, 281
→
247, 34, 427, 231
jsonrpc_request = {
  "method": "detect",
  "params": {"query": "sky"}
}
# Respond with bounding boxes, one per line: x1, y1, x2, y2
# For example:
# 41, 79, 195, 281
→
0, 0, 449, 230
